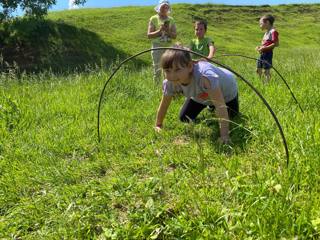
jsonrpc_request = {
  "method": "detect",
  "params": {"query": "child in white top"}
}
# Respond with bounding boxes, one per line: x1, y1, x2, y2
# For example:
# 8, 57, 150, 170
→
155, 48, 239, 144
147, 0, 177, 82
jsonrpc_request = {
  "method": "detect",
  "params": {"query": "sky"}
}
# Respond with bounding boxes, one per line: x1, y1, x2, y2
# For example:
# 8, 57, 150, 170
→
63, 0, 319, 11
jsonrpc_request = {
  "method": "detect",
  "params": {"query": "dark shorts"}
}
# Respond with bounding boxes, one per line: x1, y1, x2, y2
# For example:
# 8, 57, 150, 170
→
257, 51, 273, 70
179, 95, 239, 122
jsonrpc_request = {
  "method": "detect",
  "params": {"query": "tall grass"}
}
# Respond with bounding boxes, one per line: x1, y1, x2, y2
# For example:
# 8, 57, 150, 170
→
1, 4, 320, 239
1, 47, 319, 238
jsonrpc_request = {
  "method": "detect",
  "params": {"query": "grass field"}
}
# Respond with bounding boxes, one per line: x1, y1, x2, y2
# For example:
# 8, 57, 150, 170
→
0, 3, 320, 239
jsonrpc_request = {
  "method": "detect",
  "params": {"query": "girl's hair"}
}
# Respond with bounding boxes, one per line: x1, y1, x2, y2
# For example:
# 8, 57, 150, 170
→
195, 20, 207, 31
160, 47, 192, 69
261, 15, 275, 25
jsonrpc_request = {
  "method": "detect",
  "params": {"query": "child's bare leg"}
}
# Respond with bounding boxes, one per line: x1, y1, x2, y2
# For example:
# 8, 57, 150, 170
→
264, 69, 271, 83
151, 43, 164, 83
256, 68, 262, 78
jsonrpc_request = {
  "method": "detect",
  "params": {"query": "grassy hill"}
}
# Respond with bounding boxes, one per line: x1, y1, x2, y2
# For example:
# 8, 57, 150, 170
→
1, 3, 319, 72
49, 4, 320, 54
0, 3, 320, 239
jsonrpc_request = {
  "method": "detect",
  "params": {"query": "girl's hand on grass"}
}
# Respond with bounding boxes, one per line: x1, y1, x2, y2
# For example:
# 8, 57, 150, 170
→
154, 124, 163, 133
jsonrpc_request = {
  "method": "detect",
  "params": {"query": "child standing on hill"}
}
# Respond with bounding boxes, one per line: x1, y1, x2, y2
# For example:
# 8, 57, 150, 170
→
147, 0, 177, 82
256, 15, 279, 83
155, 47, 239, 144
190, 20, 216, 60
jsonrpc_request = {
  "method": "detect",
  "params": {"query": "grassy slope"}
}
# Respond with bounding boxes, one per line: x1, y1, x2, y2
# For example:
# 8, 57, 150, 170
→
0, 3, 320, 239
1, 4, 319, 71
48, 4, 320, 57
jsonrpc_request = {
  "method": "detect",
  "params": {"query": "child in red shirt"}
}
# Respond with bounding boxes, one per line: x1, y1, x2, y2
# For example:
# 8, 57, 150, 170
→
256, 15, 279, 83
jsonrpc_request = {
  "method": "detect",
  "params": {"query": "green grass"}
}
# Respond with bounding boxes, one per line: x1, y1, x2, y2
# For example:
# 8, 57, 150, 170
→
1, 3, 320, 72
1, 3, 320, 239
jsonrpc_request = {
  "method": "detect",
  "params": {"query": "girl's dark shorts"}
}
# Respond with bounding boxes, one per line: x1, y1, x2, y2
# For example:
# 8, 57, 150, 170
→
257, 51, 273, 69
179, 95, 239, 122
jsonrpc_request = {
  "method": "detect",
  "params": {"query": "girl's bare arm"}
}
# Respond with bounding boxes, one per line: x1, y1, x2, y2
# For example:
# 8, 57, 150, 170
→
147, 21, 162, 39
207, 42, 216, 59
155, 95, 172, 129
203, 77, 230, 143
168, 23, 177, 39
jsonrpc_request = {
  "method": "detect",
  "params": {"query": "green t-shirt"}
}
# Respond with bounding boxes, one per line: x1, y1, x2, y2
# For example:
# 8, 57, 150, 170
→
149, 15, 175, 45
190, 37, 213, 58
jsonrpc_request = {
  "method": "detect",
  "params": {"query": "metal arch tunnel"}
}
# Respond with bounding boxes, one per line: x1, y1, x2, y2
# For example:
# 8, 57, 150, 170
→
97, 47, 295, 166
219, 53, 304, 113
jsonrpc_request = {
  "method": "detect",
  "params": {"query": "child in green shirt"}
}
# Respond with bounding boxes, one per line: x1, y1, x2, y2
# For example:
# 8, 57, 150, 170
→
190, 20, 216, 61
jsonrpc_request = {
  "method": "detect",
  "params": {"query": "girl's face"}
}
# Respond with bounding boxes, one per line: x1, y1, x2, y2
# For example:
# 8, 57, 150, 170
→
259, 18, 269, 30
159, 4, 169, 16
195, 23, 206, 39
163, 62, 193, 86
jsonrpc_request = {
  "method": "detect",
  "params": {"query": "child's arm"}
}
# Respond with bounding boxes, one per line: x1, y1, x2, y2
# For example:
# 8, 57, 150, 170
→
272, 30, 279, 47
256, 30, 279, 53
168, 23, 177, 39
162, 22, 176, 39
257, 42, 278, 53
208, 87, 230, 143
155, 95, 173, 131
207, 42, 216, 59
203, 77, 230, 143
147, 21, 163, 39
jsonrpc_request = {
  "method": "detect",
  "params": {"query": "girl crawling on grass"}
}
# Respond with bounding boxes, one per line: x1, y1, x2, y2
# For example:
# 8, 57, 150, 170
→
155, 47, 239, 144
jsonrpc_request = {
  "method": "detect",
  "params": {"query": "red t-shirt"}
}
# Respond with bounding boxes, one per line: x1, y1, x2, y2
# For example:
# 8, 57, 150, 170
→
262, 28, 279, 52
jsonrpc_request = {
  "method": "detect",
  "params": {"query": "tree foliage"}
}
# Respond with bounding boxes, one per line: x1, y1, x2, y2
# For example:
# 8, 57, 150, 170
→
0, 0, 87, 20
